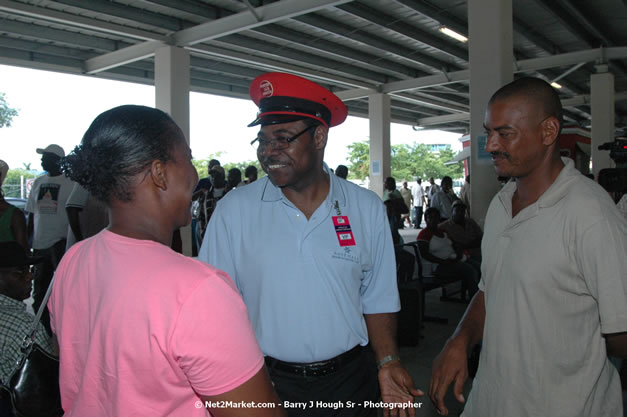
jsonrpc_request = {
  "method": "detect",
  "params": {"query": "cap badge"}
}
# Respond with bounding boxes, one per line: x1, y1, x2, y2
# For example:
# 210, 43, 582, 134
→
260, 80, 274, 98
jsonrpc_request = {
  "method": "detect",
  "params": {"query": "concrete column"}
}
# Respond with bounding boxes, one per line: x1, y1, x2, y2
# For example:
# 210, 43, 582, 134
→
468, 0, 514, 228
590, 65, 615, 178
368, 93, 391, 197
155, 46, 193, 256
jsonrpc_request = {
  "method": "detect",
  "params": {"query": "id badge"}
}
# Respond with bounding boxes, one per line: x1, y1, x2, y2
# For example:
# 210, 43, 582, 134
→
332, 216, 356, 247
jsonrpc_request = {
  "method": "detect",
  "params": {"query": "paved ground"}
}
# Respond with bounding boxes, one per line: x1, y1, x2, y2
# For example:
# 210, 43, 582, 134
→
397, 226, 472, 417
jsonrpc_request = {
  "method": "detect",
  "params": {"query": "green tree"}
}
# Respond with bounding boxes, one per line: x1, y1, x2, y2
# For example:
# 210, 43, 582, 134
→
0, 92, 19, 128
346, 140, 370, 179
346, 141, 464, 182
1, 168, 37, 198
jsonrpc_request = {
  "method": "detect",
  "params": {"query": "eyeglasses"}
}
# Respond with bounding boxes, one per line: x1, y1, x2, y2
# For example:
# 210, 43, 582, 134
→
250, 125, 316, 152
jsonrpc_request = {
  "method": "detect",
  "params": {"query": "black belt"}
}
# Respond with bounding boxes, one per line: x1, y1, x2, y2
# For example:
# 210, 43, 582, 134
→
264, 345, 363, 377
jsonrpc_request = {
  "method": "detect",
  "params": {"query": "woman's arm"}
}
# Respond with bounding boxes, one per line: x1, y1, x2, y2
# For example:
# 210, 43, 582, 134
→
201, 367, 286, 417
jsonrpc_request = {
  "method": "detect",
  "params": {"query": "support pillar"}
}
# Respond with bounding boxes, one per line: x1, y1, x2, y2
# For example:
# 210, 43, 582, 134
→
368, 93, 391, 197
468, 0, 514, 228
591, 65, 615, 178
155, 46, 193, 255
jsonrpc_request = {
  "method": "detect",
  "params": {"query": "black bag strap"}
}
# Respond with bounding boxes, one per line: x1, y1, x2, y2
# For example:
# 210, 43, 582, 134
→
6, 276, 55, 382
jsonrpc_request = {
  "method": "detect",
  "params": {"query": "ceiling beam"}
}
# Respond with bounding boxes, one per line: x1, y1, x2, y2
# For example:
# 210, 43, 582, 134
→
338, 47, 627, 100
412, 92, 627, 127
210, 34, 389, 83
293, 13, 456, 72
336, 2, 467, 63
171, 0, 353, 46
250, 25, 427, 79
0, 0, 167, 42
416, 113, 470, 127
84, 0, 352, 74
53, 0, 185, 30
187, 44, 373, 89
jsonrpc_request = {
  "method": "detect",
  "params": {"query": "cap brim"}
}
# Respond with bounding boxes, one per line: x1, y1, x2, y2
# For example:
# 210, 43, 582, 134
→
248, 113, 313, 127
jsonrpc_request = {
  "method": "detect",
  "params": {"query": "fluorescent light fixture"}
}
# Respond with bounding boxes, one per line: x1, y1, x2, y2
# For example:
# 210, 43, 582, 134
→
550, 82, 563, 89
439, 26, 468, 43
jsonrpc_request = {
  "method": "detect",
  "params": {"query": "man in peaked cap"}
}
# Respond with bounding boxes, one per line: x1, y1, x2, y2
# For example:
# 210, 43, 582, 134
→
199, 72, 422, 416
25, 143, 76, 335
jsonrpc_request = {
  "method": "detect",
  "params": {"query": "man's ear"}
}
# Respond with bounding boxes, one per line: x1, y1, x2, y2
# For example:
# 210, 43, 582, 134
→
541, 116, 560, 147
150, 159, 168, 191
313, 125, 329, 150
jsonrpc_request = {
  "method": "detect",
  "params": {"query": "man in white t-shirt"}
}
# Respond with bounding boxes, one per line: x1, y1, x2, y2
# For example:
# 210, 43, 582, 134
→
25, 144, 75, 334
411, 178, 426, 228
65, 183, 109, 250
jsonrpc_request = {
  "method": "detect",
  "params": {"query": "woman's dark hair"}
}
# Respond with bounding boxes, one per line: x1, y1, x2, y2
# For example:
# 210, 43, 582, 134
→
62, 105, 181, 203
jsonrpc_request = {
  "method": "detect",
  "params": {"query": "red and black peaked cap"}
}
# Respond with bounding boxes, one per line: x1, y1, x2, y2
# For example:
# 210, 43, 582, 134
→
248, 72, 348, 128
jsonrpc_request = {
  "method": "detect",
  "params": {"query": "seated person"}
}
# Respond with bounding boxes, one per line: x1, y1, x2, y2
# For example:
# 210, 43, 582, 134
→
439, 200, 483, 268
429, 176, 457, 221
417, 208, 480, 300
384, 200, 415, 283
0, 241, 56, 413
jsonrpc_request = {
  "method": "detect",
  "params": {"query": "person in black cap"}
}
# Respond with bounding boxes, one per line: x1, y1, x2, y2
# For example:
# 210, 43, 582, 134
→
0, 241, 55, 387
25, 143, 76, 336
199, 72, 422, 417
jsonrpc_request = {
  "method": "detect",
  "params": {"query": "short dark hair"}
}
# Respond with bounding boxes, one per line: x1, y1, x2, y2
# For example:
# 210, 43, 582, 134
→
489, 77, 563, 134
335, 164, 348, 179
62, 105, 181, 203
442, 176, 453, 187
245, 165, 257, 177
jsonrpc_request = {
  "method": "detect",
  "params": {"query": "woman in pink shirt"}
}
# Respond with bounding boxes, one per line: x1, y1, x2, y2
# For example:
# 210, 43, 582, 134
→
49, 105, 284, 417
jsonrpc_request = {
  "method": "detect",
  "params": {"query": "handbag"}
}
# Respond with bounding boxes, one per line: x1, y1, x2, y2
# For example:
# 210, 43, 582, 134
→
0, 278, 63, 417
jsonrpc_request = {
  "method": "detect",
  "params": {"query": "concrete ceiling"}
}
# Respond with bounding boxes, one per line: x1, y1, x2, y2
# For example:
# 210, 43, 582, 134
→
1, 0, 626, 133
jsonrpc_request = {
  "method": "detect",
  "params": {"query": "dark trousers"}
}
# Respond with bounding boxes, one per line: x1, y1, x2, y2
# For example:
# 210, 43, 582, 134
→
435, 260, 480, 300
32, 239, 66, 336
267, 348, 379, 417
413, 206, 423, 228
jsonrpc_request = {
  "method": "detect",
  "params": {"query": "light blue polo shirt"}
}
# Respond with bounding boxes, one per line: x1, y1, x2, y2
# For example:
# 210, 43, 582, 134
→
199, 164, 400, 363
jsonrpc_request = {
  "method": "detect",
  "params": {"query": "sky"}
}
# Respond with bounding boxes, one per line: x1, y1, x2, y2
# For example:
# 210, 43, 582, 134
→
0, 64, 462, 172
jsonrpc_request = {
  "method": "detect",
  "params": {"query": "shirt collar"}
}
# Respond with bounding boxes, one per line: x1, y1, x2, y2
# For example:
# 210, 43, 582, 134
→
260, 162, 347, 209
498, 157, 577, 214
0, 294, 27, 310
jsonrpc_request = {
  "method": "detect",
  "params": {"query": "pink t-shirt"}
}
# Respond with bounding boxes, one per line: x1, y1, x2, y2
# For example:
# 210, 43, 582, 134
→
49, 230, 263, 416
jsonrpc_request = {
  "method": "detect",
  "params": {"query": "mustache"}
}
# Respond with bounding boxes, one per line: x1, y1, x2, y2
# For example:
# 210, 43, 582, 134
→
261, 158, 284, 165
490, 152, 510, 159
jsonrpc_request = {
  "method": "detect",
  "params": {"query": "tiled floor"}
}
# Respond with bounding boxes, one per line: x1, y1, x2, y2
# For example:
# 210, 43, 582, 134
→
397, 227, 472, 417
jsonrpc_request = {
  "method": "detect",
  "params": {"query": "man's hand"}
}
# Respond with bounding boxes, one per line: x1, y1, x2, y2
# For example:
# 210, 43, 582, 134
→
378, 362, 424, 417
428, 337, 468, 416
